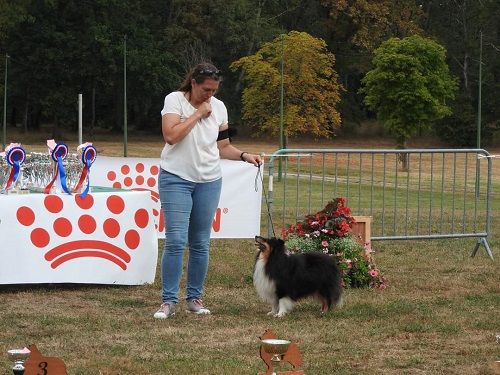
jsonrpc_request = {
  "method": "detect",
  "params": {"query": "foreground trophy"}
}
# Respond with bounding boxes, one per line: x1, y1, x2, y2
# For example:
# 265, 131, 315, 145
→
261, 339, 291, 375
7, 347, 30, 375
258, 329, 304, 375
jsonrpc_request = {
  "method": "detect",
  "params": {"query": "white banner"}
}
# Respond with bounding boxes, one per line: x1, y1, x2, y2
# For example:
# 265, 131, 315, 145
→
0, 191, 157, 285
91, 157, 263, 239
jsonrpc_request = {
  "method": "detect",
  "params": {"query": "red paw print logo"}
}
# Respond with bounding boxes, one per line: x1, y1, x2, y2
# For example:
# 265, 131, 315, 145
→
16, 194, 150, 270
105, 162, 164, 233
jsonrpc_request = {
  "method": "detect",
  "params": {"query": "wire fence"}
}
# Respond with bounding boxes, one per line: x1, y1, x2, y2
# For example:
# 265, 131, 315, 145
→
265, 148, 494, 259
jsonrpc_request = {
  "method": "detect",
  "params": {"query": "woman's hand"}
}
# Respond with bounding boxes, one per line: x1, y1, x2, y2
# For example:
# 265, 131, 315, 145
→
197, 102, 212, 118
241, 152, 262, 167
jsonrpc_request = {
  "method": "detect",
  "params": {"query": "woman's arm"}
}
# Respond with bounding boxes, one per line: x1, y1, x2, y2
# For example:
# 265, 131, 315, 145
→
217, 137, 262, 166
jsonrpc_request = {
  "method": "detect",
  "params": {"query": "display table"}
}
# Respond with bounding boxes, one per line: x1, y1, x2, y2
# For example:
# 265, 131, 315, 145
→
0, 189, 157, 285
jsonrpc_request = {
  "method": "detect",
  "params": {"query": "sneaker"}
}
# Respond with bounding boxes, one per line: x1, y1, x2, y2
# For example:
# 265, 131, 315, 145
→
186, 299, 211, 315
153, 303, 175, 319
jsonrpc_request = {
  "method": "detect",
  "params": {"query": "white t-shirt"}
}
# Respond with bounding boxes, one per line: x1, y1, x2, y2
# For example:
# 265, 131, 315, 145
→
160, 91, 228, 182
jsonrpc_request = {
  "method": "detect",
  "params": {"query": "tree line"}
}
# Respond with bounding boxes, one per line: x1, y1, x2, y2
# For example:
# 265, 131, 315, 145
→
0, 0, 498, 146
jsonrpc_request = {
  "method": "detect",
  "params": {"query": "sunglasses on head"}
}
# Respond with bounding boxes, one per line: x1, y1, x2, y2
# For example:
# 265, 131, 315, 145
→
197, 68, 222, 77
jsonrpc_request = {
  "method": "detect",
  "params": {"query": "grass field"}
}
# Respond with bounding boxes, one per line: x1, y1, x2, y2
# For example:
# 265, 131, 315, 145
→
1, 129, 499, 374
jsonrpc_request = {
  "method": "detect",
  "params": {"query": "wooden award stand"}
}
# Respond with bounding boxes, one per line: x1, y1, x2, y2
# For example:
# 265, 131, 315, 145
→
24, 345, 67, 375
258, 329, 304, 375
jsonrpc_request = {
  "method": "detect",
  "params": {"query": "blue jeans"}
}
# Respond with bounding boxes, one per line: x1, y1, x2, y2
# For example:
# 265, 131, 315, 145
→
158, 169, 222, 304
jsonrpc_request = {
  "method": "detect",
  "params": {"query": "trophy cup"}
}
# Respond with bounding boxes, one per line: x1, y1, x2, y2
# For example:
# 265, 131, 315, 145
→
7, 348, 31, 375
261, 339, 291, 375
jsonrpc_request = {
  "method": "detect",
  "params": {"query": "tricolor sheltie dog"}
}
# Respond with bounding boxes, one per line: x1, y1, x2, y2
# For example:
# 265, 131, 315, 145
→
253, 236, 343, 317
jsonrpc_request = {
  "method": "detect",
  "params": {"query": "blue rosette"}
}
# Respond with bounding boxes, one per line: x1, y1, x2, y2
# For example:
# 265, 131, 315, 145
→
74, 144, 97, 198
44, 142, 71, 194
2, 145, 26, 192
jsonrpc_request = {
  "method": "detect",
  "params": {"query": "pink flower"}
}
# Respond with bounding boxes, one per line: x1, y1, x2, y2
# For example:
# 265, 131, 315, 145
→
321, 240, 329, 248
369, 269, 379, 278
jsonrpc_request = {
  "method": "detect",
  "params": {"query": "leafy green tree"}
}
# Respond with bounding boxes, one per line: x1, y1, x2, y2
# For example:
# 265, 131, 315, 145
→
230, 31, 342, 140
321, 0, 423, 51
0, 0, 30, 41
4, 0, 179, 135
360, 35, 457, 151
319, 0, 425, 125
418, 0, 500, 146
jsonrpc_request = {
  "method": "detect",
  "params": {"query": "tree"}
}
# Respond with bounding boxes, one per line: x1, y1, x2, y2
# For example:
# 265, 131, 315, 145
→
230, 31, 342, 140
0, 0, 30, 41
4, 0, 180, 135
418, 0, 500, 146
321, 0, 423, 51
321, 0, 425, 123
360, 35, 457, 154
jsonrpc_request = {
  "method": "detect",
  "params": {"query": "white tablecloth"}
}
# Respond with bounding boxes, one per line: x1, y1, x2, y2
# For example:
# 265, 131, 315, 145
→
0, 190, 157, 285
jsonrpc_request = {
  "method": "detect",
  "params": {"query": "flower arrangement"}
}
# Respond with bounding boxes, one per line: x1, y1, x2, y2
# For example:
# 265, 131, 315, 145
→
281, 198, 387, 289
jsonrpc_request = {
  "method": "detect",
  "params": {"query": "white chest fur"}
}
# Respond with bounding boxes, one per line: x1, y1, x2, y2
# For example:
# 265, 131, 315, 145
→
253, 258, 276, 304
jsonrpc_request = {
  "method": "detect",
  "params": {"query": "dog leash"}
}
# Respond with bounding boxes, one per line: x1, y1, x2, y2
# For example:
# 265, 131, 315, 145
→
255, 162, 277, 238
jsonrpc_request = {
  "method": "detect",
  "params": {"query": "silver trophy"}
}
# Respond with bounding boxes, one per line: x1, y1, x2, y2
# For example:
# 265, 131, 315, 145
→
7, 348, 30, 375
0, 158, 7, 190
261, 339, 291, 375
21, 152, 81, 193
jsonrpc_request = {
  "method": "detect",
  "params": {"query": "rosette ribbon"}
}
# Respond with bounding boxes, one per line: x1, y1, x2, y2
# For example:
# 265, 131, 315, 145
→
44, 141, 71, 194
73, 143, 97, 198
1, 144, 26, 192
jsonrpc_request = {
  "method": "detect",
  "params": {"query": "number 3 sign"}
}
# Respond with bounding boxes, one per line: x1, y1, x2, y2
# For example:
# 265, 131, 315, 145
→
24, 345, 67, 375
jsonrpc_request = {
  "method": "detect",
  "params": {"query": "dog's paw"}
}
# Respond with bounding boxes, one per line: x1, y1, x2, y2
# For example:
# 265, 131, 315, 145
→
266, 311, 275, 316
274, 311, 287, 318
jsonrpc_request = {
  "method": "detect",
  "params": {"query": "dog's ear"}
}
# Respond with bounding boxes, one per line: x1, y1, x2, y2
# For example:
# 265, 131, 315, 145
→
278, 238, 285, 247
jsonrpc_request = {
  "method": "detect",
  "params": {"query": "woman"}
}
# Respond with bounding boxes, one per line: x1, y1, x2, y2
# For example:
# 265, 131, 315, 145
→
154, 62, 262, 319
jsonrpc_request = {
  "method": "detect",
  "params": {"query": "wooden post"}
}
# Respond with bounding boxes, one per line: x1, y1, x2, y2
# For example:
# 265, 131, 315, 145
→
352, 216, 372, 261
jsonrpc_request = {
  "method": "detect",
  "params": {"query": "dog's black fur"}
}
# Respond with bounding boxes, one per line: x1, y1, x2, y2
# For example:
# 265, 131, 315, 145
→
253, 236, 343, 317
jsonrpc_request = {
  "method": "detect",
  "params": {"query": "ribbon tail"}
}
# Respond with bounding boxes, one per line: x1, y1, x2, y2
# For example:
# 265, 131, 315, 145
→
79, 159, 92, 198
12, 160, 21, 185
44, 163, 59, 194
3, 168, 16, 192
74, 166, 89, 197
57, 156, 71, 194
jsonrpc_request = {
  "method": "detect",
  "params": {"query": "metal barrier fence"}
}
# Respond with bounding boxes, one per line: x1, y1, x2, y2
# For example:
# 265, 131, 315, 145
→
265, 148, 494, 259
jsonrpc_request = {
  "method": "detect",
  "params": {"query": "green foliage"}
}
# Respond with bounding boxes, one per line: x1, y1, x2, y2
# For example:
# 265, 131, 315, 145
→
436, 93, 500, 147
0, 0, 497, 139
434, 95, 477, 147
321, 0, 424, 51
328, 237, 371, 288
360, 35, 458, 146
0, 0, 31, 40
4, 0, 180, 132
231, 31, 342, 138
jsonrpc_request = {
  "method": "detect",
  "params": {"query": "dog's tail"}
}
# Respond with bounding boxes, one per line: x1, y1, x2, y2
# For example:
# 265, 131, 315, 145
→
321, 285, 343, 313
328, 279, 343, 310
